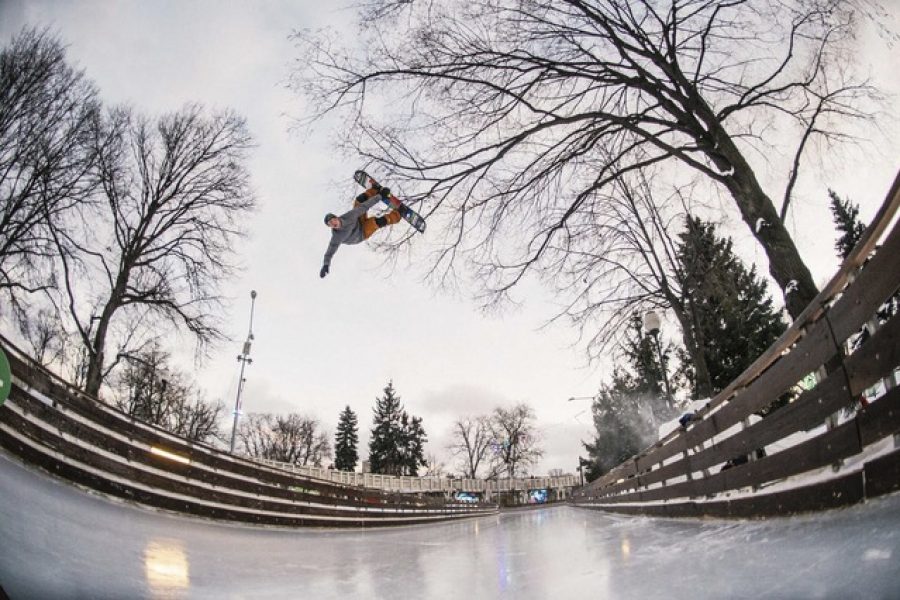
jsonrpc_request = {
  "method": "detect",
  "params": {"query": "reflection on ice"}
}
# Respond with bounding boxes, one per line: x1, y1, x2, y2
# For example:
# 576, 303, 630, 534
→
144, 539, 189, 593
620, 536, 631, 562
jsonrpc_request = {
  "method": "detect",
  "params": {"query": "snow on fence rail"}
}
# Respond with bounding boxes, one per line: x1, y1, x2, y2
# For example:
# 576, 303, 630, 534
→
252, 458, 578, 495
0, 335, 497, 527
572, 171, 900, 518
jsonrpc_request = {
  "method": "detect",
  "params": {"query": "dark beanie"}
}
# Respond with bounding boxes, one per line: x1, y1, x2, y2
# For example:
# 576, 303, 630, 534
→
324, 213, 337, 225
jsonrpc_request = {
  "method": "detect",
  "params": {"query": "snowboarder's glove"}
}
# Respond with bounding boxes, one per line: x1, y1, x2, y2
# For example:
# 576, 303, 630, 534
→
379, 187, 391, 199
320, 265, 329, 278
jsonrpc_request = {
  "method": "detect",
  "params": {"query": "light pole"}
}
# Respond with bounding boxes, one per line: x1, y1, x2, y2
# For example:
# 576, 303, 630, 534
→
643, 310, 673, 408
229, 290, 257, 454
568, 396, 595, 486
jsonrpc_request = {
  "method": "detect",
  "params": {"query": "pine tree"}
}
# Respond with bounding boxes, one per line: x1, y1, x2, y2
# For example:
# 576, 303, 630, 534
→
368, 381, 428, 476
677, 216, 786, 397
368, 381, 405, 475
582, 317, 674, 481
581, 369, 657, 480
828, 189, 866, 259
334, 405, 359, 472
400, 414, 428, 476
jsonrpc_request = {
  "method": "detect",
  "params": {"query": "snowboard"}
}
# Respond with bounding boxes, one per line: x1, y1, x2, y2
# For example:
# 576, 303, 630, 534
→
353, 170, 426, 234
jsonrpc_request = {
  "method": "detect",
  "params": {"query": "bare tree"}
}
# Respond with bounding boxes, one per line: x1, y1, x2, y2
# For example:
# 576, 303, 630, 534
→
168, 394, 224, 443
488, 403, 544, 478
18, 308, 67, 367
423, 453, 447, 477
551, 168, 718, 396
54, 104, 255, 397
111, 347, 223, 444
0, 27, 100, 305
295, 0, 887, 319
447, 415, 493, 478
113, 348, 173, 425
238, 413, 332, 466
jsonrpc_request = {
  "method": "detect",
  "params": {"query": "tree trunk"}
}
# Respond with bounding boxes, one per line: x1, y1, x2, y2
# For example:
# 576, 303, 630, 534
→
669, 296, 714, 399
711, 130, 819, 319
83, 272, 128, 398
84, 307, 112, 398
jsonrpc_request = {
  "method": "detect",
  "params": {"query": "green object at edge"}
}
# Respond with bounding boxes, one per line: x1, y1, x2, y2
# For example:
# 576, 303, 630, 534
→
0, 347, 11, 406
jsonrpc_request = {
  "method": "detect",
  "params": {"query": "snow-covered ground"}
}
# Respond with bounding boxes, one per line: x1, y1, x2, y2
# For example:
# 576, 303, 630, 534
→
1, 450, 898, 599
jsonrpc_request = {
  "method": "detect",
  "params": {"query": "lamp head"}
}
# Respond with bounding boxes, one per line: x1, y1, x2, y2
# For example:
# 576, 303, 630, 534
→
643, 310, 661, 335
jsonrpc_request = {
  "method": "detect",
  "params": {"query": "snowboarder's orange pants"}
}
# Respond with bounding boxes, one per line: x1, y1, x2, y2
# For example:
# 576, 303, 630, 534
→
361, 210, 401, 239
355, 188, 402, 240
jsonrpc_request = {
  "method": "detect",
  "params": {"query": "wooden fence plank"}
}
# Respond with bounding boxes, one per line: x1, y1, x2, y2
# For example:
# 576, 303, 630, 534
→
864, 448, 900, 498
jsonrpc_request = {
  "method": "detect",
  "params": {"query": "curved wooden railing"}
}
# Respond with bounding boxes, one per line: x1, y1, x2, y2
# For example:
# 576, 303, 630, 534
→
0, 335, 497, 527
572, 170, 900, 517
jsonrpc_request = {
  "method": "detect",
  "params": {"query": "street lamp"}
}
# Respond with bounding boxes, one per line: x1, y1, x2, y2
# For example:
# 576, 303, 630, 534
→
643, 310, 673, 408
229, 290, 257, 454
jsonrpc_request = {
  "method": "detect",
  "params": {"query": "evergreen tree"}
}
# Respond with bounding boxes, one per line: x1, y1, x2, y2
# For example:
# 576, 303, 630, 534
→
828, 189, 865, 259
581, 369, 658, 480
334, 405, 359, 472
369, 381, 404, 475
677, 216, 786, 397
368, 381, 428, 476
582, 318, 674, 481
399, 413, 428, 476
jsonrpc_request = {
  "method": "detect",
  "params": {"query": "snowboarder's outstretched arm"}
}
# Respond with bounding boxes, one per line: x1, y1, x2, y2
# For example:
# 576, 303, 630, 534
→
321, 237, 341, 277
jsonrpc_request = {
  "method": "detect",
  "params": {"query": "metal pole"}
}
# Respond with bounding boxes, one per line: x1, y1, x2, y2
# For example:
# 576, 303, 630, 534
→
643, 310, 673, 409
229, 290, 257, 454
653, 331, 674, 408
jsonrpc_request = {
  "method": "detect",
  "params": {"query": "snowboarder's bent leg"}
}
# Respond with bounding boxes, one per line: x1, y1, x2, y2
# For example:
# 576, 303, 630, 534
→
353, 188, 379, 209
361, 210, 401, 240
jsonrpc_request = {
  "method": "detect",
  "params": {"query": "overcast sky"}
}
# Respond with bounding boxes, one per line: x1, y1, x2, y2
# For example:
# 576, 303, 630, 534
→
1, 0, 898, 475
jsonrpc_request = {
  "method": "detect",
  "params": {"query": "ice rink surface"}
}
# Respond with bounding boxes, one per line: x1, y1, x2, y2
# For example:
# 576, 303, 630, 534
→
1, 451, 899, 600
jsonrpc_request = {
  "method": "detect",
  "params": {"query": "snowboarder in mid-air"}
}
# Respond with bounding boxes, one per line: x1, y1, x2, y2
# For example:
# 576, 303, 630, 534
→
320, 185, 400, 278
320, 173, 426, 278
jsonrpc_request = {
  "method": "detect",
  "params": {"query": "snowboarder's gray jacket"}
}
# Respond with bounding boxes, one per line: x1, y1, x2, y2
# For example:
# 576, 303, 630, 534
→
322, 193, 385, 268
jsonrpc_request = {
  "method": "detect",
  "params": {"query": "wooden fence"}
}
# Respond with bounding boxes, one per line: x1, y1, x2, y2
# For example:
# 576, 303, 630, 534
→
572, 171, 900, 518
0, 336, 497, 527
